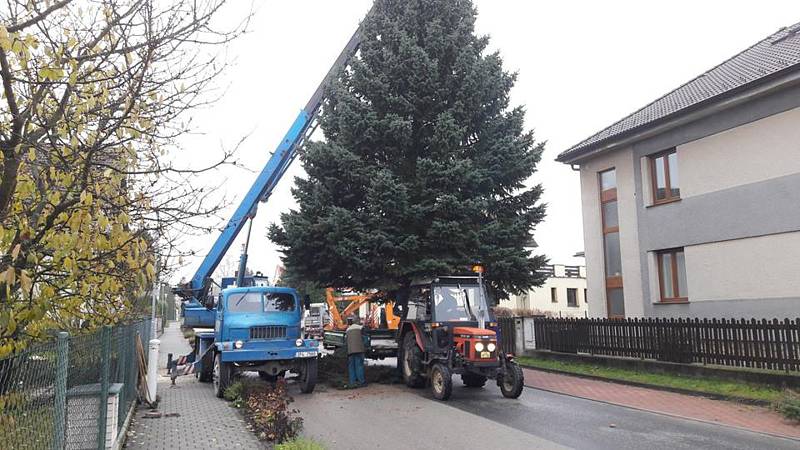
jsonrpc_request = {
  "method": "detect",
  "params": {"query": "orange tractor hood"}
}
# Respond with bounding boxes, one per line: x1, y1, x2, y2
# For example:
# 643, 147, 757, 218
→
452, 327, 496, 337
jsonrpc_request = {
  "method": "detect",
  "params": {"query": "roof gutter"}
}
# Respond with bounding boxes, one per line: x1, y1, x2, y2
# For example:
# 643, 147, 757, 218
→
557, 67, 800, 165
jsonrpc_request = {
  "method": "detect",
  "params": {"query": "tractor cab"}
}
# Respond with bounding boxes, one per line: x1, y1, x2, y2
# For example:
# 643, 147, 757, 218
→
398, 275, 524, 401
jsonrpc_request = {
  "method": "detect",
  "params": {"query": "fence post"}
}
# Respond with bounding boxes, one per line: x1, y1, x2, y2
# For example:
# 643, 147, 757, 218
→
52, 332, 69, 450
97, 325, 112, 450
118, 324, 129, 438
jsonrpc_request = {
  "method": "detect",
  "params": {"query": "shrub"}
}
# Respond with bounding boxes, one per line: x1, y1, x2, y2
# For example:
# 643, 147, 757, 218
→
492, 307, 512, 318
245, 379, 303, 443
492, 307, 551, 318
513, 308, 551, 317
774, 390, 800, 422
223, 381, 245, 407
275, 438, 325, 450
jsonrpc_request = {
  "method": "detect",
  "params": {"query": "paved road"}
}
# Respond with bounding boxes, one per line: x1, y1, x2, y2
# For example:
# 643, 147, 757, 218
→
293, 359, 799, 450
440, 377, 798, 450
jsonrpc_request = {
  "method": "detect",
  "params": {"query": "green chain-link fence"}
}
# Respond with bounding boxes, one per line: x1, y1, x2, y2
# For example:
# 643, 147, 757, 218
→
0, 319, 152, 450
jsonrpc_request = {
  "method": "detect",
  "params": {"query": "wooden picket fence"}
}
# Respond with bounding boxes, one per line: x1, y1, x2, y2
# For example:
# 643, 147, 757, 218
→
498, 317, 516, 353
532, 317, 800, 372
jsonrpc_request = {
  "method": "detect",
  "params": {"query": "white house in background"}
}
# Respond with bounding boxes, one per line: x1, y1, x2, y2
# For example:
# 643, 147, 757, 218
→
556, 23, 800, 319
500, 264, 588, 318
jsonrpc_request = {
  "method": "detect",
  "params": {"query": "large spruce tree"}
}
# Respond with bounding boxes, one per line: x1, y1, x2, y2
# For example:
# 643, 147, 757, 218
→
269, 0, 547, 300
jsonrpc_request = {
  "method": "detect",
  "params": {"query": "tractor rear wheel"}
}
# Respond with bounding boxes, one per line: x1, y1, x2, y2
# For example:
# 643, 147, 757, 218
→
461, 372, 487, 388
298, 357, 318, 394
401, 332, 425, 388
430, 363, 453, 401
500, 362, 524, 399
213, 353, 232, 398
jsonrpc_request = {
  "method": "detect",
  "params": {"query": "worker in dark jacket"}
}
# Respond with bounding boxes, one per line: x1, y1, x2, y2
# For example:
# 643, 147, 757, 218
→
346, 316, 367, 386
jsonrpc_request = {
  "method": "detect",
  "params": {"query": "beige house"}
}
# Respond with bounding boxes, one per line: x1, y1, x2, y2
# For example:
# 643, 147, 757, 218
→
500, 264, 588, 318
557, 23, 800, 319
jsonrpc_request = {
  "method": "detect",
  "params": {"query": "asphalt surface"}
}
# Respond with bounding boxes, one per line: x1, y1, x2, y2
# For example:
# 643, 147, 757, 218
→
292, 358, 799, 450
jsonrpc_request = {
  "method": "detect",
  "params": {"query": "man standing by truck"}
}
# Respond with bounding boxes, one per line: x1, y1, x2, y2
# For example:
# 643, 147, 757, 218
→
346, 316, 366, 386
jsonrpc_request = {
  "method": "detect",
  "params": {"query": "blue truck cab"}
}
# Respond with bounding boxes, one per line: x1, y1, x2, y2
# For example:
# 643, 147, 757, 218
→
173, 6, 370, 399
193, 286, 319, 397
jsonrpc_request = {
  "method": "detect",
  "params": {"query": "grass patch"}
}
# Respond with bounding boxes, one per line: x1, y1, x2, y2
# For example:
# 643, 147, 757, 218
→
517, 356, 785, 403
0, 399, 54, 449
774, 390, 800, 422
275, 437, 325, 450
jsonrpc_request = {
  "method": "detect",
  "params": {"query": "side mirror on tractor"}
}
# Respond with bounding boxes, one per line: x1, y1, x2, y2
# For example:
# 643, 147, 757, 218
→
303, 294, 311, 311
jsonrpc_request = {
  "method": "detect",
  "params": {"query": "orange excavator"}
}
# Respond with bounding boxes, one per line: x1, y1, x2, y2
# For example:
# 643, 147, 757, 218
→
322, 288, 400, 358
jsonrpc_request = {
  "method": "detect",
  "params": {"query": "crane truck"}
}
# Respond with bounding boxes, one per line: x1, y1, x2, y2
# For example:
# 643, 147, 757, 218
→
173, 4, 524, 401
172, 10, 367, 398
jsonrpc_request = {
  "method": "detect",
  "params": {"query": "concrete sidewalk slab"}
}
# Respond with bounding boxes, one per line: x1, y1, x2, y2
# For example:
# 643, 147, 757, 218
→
522, 367, 800, 441
155, 320, 192, 370
124, 321, 264, 450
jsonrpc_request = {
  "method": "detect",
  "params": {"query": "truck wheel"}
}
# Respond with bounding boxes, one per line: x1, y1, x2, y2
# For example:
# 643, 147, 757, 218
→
213, 353, 232, 398
430, 363, 452, 401
500, 362, 524, 399
198, 368, 212, 383
198, 351, 213, 382
258, 371, 278, 382
401, 333, 425, 388
299, 358, 318, 394
461, 372, 487, 388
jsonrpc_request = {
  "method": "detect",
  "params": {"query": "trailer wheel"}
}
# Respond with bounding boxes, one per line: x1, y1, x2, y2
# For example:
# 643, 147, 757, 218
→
430, 363, 452, 401
213, 353, 232, 398
500, 362, 524, 399
298, 357, 317, 394
401, 333, 425, 388
461, 372, 487, 388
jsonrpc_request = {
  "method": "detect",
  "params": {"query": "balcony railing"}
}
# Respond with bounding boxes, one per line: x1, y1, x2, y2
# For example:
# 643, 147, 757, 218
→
536, 265, 555, 277
535, 264, 583, 278
564, 265, 581, 278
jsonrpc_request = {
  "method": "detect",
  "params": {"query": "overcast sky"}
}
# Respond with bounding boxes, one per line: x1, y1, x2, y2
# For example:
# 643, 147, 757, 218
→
173, 0, 800, 284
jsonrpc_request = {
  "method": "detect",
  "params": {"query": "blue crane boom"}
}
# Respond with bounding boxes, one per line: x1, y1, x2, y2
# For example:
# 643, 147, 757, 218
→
177, 14, 368, 327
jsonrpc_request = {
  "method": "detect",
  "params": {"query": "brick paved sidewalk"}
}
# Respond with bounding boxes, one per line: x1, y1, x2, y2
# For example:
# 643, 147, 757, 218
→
522, 367, 800, 440
124, 321, 264, 450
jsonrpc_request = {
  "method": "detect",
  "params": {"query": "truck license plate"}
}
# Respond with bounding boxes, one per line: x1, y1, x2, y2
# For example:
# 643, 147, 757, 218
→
296, 351, 318, 358
480, 351, 490, 358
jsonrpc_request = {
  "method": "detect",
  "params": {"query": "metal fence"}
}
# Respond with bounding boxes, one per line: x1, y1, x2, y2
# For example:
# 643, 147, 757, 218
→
0, 319, 152, 449
532, 317, 800, 372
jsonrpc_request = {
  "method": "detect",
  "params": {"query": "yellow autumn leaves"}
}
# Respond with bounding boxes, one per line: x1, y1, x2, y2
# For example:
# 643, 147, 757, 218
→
0, 23, 155, 357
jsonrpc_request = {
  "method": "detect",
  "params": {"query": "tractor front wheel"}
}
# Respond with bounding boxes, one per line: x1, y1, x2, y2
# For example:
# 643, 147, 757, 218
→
500, 362, 524, 399
430, 363, 453, 401
401, 333, 425, 388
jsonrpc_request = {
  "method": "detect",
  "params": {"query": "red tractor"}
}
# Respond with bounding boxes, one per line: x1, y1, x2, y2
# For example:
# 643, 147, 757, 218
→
396, 275, 524, 400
